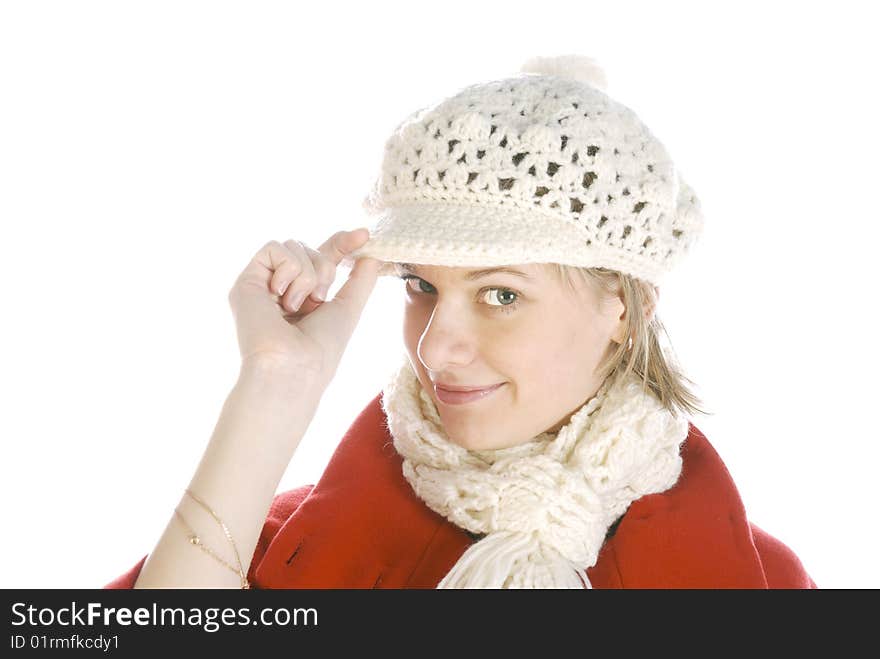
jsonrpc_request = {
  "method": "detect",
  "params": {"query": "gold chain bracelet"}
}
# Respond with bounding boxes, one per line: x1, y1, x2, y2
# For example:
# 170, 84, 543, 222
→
174, 488, 250, 589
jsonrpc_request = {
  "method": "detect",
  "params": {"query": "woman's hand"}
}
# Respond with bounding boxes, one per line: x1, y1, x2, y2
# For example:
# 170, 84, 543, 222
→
227, 229, 382, 386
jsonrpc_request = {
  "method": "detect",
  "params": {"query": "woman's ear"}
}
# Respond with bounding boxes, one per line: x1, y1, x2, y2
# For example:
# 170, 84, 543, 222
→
610, 284, 656, 345
609, 294, 628, 345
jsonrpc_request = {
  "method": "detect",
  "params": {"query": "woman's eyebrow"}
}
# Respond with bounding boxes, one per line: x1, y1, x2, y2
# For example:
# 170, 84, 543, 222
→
396, 263, 533, 280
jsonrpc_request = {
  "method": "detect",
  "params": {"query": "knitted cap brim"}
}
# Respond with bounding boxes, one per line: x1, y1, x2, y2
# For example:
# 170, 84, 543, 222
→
345, 201, 668, 285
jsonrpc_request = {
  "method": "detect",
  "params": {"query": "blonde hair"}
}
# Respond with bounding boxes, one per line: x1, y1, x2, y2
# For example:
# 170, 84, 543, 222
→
547, 263, 711, 421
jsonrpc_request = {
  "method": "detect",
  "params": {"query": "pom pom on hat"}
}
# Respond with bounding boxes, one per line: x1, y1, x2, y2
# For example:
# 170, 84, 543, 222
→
520, 54, 609, 92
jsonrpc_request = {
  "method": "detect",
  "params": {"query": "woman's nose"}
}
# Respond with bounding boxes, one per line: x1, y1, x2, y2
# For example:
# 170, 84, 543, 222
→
416, 304, 478, 372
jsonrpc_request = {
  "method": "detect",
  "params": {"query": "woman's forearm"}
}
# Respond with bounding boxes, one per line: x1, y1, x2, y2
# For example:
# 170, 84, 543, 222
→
133, 362, 324, 588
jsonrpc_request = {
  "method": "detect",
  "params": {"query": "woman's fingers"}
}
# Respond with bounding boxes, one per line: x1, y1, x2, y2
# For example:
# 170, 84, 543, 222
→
288, 229, 373, 311
272, 240, 316, 313
260, 241, 296, 296
257, 242, 308, 313
283, 239, 336, 304
253, 229, 373, 318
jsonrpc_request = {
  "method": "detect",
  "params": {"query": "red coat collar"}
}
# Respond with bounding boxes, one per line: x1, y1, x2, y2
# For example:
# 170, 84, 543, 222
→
255, 392, 770, 588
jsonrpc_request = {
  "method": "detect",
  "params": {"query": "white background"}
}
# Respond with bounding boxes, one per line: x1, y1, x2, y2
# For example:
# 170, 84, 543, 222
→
2, 0, 877, 589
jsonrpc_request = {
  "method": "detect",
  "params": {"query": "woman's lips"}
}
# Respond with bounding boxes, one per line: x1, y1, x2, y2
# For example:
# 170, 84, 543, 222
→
434, 382, 505, 406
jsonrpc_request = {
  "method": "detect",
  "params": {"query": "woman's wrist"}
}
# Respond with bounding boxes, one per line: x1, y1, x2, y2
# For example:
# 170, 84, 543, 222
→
238, 355, 324, 396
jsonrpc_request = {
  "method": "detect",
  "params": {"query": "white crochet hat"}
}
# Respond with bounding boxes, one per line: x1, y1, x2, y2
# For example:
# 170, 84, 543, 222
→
348, 55, 704, 287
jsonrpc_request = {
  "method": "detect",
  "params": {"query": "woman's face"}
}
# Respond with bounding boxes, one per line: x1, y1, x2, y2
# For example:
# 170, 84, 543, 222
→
396, 262, 629, 451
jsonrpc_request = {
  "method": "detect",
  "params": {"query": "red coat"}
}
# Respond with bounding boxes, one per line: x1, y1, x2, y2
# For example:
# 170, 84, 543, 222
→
105, 391, 817, 589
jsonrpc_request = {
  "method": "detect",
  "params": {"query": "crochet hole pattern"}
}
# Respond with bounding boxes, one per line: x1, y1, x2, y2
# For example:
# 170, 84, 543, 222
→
371, 75, 701, 270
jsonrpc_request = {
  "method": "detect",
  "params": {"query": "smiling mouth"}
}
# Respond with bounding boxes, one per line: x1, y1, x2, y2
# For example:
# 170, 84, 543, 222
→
433, 382, 505, 406
434, 383, 505, 392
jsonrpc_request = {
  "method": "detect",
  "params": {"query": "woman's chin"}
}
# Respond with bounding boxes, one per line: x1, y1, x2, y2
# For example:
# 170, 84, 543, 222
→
443, 427, 524, 452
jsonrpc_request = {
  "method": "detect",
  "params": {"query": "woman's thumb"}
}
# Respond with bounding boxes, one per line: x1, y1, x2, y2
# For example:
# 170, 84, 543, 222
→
332, 225, 382, 309
342, 227, 371, 249
335, 255, 382, 305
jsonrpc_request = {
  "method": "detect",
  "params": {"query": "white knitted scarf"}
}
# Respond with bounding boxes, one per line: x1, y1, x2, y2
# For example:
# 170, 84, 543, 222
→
381, 355, 690, 589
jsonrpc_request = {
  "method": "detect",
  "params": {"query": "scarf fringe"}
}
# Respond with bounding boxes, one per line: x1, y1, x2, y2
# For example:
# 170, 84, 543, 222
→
436, 531, 591, 589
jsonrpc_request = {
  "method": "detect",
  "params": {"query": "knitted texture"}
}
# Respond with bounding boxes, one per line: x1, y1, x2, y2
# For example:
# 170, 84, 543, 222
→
381, 354, 690, 588
349, 55, 704, 287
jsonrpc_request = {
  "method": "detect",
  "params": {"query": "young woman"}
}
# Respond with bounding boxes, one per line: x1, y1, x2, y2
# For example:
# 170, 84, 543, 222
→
105, 55, 816, 589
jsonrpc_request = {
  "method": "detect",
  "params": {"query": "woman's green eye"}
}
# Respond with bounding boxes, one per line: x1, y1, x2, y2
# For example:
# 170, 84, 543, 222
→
483, 289, 518, 307
401, 275, 435, 294
398, 274, 521, 314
